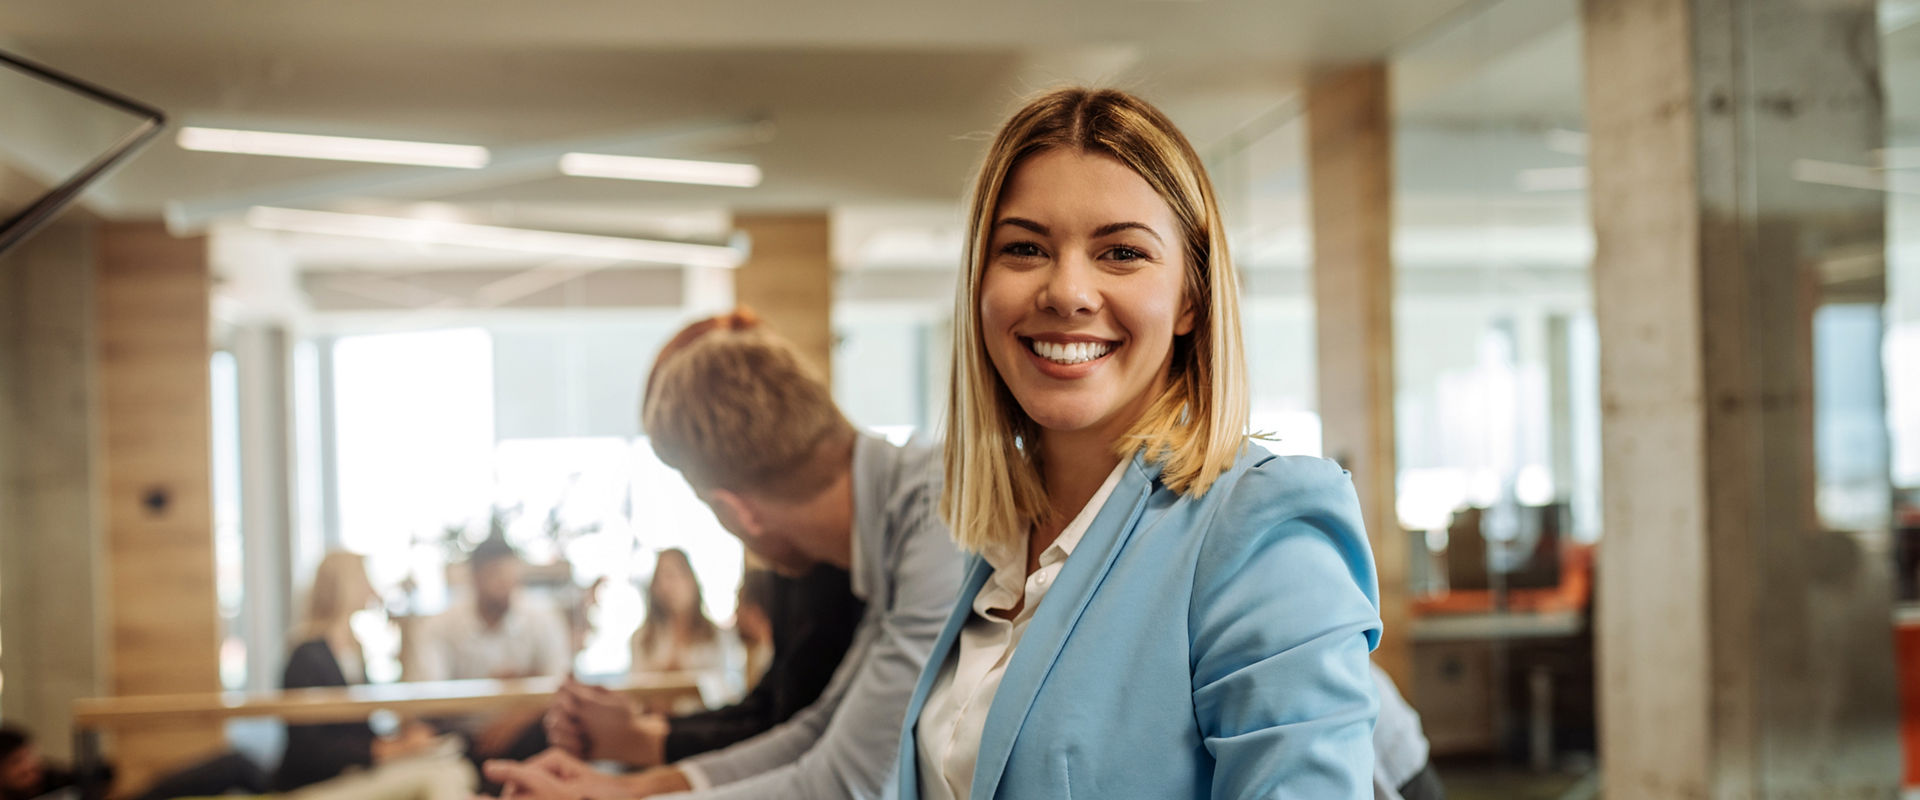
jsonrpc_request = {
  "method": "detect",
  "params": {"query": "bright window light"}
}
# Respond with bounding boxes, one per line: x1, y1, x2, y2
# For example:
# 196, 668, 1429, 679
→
246, 206, 745, 268
177, 126, 491, 169
560, 153, 762, 188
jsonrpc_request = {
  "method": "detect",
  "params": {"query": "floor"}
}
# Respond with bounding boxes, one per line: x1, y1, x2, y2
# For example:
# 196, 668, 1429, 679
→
1433, 756, 1600, 800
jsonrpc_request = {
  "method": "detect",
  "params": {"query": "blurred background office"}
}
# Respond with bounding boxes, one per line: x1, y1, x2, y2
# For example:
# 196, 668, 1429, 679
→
0, 0, 1915, 798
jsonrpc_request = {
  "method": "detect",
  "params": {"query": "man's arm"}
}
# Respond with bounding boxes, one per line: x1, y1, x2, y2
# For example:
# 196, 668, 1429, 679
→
666, 495, 961, 799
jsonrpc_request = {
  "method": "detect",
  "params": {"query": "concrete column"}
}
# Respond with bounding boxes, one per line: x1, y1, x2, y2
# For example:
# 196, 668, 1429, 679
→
1307, 64, 1410, 687
734, 213, 834, 378
0, 220, 105, 761
232, 325, 295, 693
1584, 0, 1898, 795
95, 222, 225, 790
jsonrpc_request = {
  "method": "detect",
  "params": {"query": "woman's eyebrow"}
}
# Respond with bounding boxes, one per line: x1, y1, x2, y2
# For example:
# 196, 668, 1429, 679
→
995, 217, 1049, 236
994, 218, 1165, 245
1091, 221, 1164, 244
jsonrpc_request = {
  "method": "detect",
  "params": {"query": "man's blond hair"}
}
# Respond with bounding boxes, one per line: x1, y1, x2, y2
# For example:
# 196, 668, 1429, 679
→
643, 310, 856, 501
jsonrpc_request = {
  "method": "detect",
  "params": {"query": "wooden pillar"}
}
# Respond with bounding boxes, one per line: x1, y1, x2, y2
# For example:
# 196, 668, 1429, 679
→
1584, 0, 1898, 795
1307, 64, 1409, 688
734, 213, 834, 379
95, 222, 224, 790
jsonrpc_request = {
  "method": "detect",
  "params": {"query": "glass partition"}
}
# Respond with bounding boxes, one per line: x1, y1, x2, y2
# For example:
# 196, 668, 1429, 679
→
1389, 0, 1599, 787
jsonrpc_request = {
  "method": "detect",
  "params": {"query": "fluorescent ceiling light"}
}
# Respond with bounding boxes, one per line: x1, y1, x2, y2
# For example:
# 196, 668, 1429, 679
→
1545, 129, 1588, 157
1516, 166, 1588, 192
1792, 158, 1920, 194
1876, 148, 1920, 170
178, 127, 490, 169
560, 153, 762, 187
245, 206, 743, 268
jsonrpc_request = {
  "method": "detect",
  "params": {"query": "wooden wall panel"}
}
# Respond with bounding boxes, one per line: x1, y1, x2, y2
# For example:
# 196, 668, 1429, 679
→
95, 221, 224, 790
734, 213, 834, 379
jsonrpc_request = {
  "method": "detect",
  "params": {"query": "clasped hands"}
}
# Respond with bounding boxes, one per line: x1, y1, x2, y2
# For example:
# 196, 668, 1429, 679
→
474, 679, 690, 800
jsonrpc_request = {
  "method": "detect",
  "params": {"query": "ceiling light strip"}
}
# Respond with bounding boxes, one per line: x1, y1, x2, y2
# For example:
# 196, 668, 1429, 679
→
245, 206, 743, 268
559, 152, 761, 187
178, 127, 491, 169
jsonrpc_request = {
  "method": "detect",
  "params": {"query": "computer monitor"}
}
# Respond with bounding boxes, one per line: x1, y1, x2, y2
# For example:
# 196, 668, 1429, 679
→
0, 49, 165, 258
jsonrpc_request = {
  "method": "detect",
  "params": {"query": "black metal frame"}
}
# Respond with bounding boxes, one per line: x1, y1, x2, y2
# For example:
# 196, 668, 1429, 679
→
0, 48, 167, 258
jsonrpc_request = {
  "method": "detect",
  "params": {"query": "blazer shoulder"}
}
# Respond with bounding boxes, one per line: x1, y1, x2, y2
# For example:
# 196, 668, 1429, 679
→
1195, 447, 1377, 607
282, 638, 346, 688
1209, 447, 1361, 526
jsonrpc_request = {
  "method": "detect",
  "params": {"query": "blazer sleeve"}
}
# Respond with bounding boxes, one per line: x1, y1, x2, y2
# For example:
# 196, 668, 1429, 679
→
276, 641, 376, 791
1189, 456, 1382, 800
664, 680, 779, 762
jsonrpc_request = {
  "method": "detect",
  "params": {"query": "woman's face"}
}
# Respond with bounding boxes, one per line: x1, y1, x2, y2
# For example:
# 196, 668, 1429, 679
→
651, 554, 698, 615
980, 148, 1194, 442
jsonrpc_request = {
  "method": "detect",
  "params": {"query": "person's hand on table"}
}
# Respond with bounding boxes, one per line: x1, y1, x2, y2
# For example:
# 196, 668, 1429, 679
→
621, 766, 693, 798
371, 720, 441, 762
480, 749, 633, 799
548, 679, 670, 767
474, 705, 544, 758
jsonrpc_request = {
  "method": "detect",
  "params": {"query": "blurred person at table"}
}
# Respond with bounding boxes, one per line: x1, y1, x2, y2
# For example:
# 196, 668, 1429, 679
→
277, 550, 447, 791
130, 552, 454, 800
731, 568, 776, 690
893, 87, 1382, 799
542, 565, 863, 789
1, 725, 82, 800
411, 535, 571, 683
632, 548, 747, 711
409, 534, 571, 759
486, 311, 962, 800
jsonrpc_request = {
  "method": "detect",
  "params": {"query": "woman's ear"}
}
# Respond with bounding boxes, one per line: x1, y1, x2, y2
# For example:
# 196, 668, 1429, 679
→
1174, 294, 1197, 337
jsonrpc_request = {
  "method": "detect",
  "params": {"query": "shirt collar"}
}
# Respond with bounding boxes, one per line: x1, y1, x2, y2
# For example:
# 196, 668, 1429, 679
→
975, 457, 1130, 613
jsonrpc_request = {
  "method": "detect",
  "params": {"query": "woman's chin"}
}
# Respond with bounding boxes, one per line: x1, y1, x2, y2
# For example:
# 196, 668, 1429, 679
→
1018, 405, 1111, 437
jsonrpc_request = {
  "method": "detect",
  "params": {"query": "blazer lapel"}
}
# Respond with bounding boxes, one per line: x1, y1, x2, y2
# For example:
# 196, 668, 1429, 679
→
898, 555, 995, 798
968, 456, 1169, 799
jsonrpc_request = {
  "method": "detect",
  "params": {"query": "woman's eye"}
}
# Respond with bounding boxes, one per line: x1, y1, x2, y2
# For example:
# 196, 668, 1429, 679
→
1000, 242, 1044, 258
1107, 246, 1148, 262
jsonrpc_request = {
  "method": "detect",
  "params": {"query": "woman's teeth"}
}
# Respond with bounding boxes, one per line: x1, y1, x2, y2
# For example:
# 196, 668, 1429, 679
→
1029, 339, 1113, 365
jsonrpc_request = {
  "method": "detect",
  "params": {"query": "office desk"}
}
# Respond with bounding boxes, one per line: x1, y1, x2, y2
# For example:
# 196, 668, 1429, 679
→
1409, 610, 1592, 764
71, 674, 704, 797
1408, 609, 1585, 642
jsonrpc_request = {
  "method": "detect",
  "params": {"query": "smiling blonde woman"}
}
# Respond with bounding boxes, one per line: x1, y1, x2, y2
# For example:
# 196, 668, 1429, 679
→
895, 87, 1383, 799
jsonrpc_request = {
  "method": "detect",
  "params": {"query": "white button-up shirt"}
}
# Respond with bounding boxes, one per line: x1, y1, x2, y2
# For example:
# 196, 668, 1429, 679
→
915, 459, 1128, 800
408, 593, 572, 682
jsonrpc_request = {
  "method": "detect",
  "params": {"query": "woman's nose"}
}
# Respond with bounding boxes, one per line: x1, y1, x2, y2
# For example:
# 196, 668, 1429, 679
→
1038, 253, 1098, 317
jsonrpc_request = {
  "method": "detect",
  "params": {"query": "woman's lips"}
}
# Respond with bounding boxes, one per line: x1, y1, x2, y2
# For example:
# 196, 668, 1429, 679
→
1019, 336, 1118, 379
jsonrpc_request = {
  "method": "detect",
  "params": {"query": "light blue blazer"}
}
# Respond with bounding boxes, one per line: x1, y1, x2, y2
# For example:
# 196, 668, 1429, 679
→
894, 445, 1382, 799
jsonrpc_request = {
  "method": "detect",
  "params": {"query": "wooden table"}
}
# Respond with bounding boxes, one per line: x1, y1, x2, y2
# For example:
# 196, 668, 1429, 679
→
71, 674, 704, 797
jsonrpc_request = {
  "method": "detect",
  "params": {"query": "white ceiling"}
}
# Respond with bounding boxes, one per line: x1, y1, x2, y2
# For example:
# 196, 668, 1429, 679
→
0, 0, 1615, 320
1, 0, 1495, 221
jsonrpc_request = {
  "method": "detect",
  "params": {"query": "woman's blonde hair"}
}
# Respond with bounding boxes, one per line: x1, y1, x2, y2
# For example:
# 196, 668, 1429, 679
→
943, 87, 1250, 554
298, 551, 371, 643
